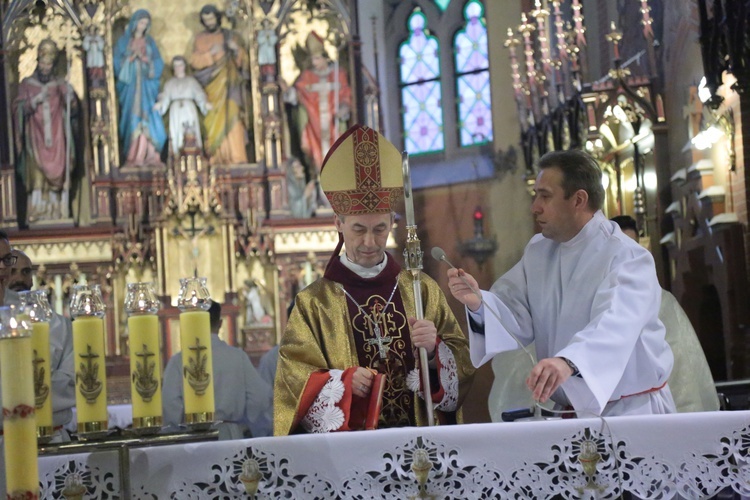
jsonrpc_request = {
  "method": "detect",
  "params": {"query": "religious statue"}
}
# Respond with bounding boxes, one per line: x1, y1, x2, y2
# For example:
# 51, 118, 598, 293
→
285, 157, 316, 219
82, 25, 106, 90
155, 56, 212, 157
257, 18, 278, 71
113, 9, 167, 167
242, 280, 271, 326
282, 31, 351, 176
13, 39, 79, 223
189, 4, 249, 165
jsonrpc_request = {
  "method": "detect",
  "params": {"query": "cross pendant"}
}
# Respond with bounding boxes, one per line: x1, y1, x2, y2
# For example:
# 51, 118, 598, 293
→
366, 324, 390, 360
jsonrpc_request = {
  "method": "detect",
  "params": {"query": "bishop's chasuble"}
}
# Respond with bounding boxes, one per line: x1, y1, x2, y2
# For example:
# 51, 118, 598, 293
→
275, 255, 474, 435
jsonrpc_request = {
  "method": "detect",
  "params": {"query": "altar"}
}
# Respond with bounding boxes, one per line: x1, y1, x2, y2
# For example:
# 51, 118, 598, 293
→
38, 411, 750, 498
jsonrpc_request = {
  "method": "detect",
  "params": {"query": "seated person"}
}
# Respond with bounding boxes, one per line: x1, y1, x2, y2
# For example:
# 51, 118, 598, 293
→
3, 248, 76, 436
162, 300, 273, 439
0, 241, 75, 498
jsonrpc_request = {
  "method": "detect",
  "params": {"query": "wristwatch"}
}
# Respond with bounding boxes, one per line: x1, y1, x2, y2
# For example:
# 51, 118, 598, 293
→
561, 357, 580, 377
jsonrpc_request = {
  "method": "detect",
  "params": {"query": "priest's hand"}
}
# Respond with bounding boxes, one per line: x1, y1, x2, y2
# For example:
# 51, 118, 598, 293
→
447, 268, 482, 312
408, 317, 437, 357
352, 367, 375, 398
526, 357, 572, 403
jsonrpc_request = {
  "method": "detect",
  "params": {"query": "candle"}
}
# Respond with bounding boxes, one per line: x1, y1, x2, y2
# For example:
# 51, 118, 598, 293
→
31, 321, 53, 436
0, 307, 39, 498
128, 314, 162, 428
72, 316, 108, 433
19, 289, 54, 441
70, 284, 109, 436
179, 310, 215, 423
125, 282, 163, 431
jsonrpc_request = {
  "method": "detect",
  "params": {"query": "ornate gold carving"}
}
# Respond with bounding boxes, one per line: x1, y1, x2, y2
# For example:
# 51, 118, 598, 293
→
132, 343, 158, 402
32, 349, 50, 409
76, 344, 103, 404
184, 338, 211, 395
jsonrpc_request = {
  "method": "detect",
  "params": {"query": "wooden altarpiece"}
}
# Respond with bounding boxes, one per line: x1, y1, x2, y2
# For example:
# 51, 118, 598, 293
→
0, 0, 374, 392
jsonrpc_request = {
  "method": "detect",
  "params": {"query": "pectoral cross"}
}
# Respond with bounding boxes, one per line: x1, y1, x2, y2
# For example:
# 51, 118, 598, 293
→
366, 321, 392, 359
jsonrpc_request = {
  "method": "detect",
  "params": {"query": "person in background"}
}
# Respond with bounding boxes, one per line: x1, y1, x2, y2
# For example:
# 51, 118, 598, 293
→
162, 300, 272, 439
448, 149, 675, 417
611, 215, 719, 412
3, 248, 76, 434
0, 237, 76, 497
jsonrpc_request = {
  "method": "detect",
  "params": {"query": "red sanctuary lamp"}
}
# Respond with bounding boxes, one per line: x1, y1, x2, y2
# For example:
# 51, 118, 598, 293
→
459, 206, 498, 265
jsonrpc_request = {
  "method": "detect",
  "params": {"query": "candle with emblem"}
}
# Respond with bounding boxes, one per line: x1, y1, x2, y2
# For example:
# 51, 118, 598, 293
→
125, 282, 163, 432
0, 305, 39, 498
19, 290, 54, 443
177, 277, 214, 426
70, 284, 109, 437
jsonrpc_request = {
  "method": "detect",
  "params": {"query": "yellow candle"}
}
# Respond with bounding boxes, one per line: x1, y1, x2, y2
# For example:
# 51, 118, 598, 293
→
72, 316, 108, 432
128, 314, 162, 428
31, 321, 53, 435
0, 336, 39, 497
179, 310, 214, 423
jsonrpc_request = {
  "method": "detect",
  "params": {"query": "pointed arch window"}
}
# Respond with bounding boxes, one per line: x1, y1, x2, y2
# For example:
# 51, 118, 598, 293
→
399, 8, 444, 154
454, 0, 492, 146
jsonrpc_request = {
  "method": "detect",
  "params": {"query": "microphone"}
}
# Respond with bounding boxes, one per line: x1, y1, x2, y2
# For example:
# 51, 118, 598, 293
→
431, 246, 544, 420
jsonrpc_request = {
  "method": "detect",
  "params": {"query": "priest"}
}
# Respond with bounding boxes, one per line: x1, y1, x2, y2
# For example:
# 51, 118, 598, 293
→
448, 150, 675, 417
274, 125, 474, 435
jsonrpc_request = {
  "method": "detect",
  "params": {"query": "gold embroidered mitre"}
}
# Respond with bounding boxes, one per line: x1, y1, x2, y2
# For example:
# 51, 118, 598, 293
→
319, 125, 403, 215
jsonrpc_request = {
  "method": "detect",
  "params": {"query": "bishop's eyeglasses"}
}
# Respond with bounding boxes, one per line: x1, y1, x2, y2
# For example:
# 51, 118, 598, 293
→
0, 254, 18, 267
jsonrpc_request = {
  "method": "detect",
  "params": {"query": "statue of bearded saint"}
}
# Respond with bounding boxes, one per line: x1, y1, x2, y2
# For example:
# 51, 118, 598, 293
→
13, 39, 79, 223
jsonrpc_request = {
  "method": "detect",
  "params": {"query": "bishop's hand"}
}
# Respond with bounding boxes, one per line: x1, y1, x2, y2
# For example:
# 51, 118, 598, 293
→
408, 317, 437, 357
352, 367, 375, 398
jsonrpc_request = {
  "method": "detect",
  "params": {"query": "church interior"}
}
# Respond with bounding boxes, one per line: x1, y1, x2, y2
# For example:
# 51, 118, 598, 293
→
0, 0, 749, 496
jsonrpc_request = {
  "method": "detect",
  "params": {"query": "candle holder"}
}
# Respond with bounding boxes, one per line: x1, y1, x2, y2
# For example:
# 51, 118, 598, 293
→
19, 290, 55, 444
70, 284, 109, 440
125, 282, 163, 435
177, 277, 215, 430
0, 305, 40, 498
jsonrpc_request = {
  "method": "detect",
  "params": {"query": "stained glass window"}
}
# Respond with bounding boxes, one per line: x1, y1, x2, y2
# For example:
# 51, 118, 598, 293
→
399, 8, 444, 154
434, 0, 451, 11
454, 0, 492, 146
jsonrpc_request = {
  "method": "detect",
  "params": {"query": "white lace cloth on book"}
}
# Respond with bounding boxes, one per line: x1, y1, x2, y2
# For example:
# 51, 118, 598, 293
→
406, 342, 460, 412
300, 369, 345, 433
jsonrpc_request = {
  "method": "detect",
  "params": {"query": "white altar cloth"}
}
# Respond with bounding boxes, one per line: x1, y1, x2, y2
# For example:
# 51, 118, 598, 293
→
39, 410, 750, 498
